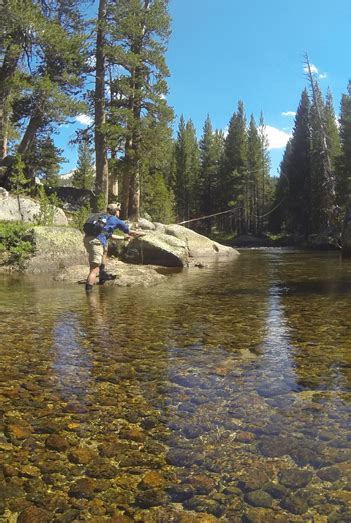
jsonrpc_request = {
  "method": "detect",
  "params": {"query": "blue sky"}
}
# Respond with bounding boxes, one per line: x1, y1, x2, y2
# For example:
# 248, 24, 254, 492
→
57, 0, 351, 176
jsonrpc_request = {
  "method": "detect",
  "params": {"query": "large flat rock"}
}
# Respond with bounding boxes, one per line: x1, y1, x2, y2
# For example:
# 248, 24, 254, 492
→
54, 261, 167, 287
164, 224, 239, 260
122, 231, 188, 267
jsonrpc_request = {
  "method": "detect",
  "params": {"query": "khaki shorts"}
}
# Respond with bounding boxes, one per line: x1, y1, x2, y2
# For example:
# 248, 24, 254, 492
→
84, 236, 104, 266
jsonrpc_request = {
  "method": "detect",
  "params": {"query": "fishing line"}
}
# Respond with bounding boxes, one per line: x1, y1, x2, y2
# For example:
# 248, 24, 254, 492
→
177, 207, 239, 226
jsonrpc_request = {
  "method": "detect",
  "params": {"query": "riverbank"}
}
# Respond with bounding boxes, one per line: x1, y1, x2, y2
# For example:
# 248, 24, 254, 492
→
210, 232, 342, 251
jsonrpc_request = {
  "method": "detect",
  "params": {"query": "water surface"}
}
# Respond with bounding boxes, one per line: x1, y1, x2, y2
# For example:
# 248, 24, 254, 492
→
1, 250, 351, 522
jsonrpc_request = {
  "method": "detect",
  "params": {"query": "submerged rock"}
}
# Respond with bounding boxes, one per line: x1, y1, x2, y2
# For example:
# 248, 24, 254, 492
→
280, 494, 309, 515
68, 478, 97, 499
45, 434, 70, 452
17, 505, 52, 522
278, 469, 313, 489
245, 490, 273, 508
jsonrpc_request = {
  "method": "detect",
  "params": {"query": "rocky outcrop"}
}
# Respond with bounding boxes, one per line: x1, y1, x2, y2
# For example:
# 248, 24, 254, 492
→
44, 186, 93, 212
0, 189, 67, 225
23, 226, 87, 274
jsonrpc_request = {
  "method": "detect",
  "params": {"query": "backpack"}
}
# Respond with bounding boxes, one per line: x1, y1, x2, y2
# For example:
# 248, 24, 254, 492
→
83, 212, 109, 236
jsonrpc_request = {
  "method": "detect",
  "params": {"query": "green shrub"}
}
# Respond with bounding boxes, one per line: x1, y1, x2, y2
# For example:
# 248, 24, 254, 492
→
71, 203, 91, 232
0, 221, 34, 267
35, 187, 62, 226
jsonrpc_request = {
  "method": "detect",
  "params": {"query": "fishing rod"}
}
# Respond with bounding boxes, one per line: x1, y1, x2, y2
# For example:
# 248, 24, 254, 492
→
177, 207, 238, 226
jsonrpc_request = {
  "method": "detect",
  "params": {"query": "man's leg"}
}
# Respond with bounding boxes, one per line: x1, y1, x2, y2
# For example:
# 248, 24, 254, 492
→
86, 264, 100, 289
99, 250, 108, 277
84, 237, 103, 292
99, 249, 116, 284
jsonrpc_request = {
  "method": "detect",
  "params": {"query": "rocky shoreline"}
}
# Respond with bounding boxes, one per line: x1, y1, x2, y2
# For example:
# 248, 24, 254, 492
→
0, 219, 239, 287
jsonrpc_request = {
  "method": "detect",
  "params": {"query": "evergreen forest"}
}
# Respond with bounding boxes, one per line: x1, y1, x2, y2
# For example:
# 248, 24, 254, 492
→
1, 0, 351, 242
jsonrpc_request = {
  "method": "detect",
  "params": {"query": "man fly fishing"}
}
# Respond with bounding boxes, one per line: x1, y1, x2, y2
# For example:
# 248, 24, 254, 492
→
83, 203, 145, 292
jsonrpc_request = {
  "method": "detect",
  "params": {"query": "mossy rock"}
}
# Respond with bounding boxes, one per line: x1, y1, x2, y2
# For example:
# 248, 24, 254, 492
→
23, 226, 87, 275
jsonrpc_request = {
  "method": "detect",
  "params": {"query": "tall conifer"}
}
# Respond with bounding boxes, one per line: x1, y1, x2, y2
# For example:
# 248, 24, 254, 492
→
105, 0, 173, 220
221, 101, 247, 232
247, 115, 262, 233
310, 82, 336, 233
198, 115, 223, 232
257, 112, 271, 234
285, 89, 312, 235
174, 115, 200, 223
338, 81, 351, 206
73, 139, 95, 190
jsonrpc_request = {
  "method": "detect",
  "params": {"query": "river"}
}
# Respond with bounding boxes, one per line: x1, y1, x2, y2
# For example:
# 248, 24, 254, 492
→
0, 249, 351, 521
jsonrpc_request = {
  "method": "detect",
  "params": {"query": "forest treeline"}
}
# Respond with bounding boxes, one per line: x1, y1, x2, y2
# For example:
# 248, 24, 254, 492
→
1, 0, 351, 239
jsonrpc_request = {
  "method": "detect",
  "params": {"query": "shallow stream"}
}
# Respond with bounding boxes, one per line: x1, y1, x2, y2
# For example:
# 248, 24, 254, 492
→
0, 249, 351, 522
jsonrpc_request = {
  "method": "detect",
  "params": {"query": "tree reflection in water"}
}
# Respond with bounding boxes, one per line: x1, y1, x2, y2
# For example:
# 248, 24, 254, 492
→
52, 312, 93, 402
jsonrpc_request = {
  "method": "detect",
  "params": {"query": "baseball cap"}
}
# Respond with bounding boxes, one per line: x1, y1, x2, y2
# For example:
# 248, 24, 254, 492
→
107, 203, 121, 212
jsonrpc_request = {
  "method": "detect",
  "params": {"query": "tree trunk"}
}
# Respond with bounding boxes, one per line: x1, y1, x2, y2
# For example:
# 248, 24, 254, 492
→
94, 0, 109, 211
121, 3, 150, 220
0, 44, 22, 159
17, 112, 43, 156
128, 175, 140, 221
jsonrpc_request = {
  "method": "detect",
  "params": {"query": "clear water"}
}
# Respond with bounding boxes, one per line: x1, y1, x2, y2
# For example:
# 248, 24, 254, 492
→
1, 249, 351, 522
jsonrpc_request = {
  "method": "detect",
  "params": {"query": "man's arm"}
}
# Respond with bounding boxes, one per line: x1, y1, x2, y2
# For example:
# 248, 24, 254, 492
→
111, 231, 146, 241
128, 230, 146, 239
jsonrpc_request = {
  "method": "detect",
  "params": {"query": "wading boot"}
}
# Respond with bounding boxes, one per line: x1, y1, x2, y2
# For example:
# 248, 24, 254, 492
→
98, 271, 117, 285
85, 283, 93, 293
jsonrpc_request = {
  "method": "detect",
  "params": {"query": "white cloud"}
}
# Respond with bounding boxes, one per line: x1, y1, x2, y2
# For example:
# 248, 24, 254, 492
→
76, 114, 93, 126
281, 111, 296, 117
304, 63, 319, 75
303, 63, 327, 79
264, 126, 292, 150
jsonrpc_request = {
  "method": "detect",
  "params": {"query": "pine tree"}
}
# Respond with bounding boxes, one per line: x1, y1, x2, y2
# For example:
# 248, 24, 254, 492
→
338, 81, 351, 207
105, 0, 173, 220
0, 0, 88, 186
257, 112, 271, 234
72, 139, 95, 190
247, 115, 262, 234
269, 139, 293, 233
142, 172, 174, 223
140, 123, 175, 222
285, 89, 312, 235
94, 0, 109, 210
174, 116, 200, 223
197, 115, 223, 232
23, 134, 64, 187
325, 89, 341, 170
220, 101, 247, 233
309, 81, 336, 233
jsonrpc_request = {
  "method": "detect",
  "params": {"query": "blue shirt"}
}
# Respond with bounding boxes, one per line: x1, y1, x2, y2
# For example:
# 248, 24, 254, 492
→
96, 215, 129, 248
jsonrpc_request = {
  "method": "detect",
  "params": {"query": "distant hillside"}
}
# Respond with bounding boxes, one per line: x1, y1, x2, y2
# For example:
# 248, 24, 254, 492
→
58, 170, 76, 187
